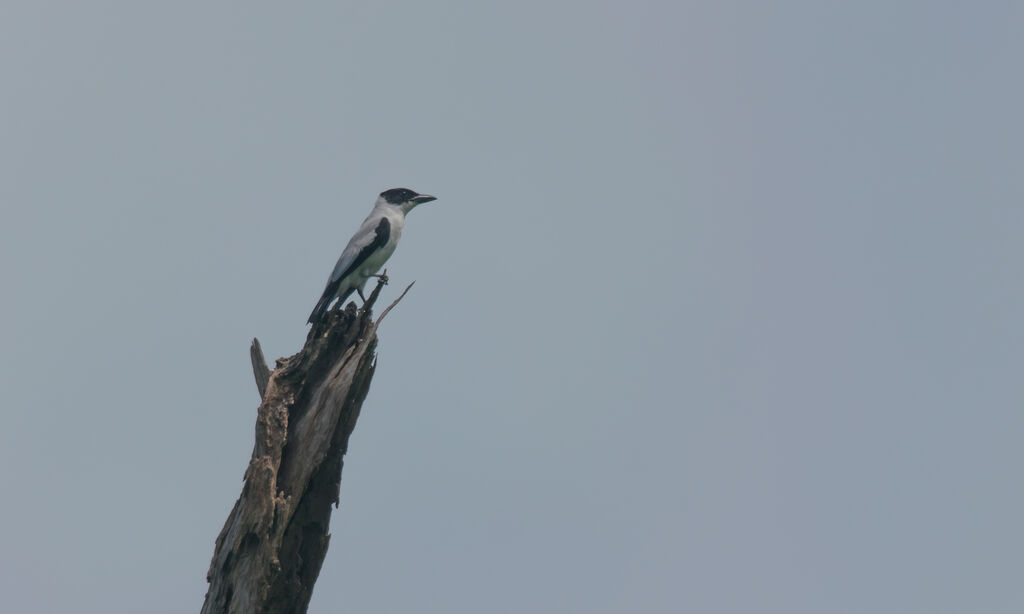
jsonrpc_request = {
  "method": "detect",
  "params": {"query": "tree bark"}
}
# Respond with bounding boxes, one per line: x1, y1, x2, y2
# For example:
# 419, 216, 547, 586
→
201, 277, 413, 614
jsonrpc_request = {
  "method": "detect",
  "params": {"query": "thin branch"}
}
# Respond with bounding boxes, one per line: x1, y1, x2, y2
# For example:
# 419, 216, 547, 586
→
375, 281, 415, 327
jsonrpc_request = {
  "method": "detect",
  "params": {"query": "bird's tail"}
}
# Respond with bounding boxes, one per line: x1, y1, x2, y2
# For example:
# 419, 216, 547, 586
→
307, 293, 334, 324
307, 287, 356, 324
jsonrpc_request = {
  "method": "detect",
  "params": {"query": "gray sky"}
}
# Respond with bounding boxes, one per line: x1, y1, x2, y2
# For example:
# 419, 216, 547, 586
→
2, 2, 1022, 613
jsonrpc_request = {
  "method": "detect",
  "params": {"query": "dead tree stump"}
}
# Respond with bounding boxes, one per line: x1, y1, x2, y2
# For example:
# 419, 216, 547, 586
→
201, 278, 413, 614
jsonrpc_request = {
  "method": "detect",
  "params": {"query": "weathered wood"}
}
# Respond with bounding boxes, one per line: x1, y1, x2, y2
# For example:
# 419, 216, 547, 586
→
250, 338, 271, 400
201, 277, 413, 614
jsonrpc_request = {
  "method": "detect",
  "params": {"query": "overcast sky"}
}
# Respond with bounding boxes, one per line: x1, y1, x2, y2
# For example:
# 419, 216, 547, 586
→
2, 2, 1022, 613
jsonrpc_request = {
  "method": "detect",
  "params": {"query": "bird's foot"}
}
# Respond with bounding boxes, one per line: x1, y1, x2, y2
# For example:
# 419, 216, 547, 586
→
373, 273, 389, 286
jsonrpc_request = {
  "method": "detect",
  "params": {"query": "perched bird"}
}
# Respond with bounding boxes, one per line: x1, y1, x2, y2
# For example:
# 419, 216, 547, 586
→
307, 188, 437, 323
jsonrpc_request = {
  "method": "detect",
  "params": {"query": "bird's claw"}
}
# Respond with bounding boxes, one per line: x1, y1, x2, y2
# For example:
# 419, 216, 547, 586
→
374, 273, 389, 286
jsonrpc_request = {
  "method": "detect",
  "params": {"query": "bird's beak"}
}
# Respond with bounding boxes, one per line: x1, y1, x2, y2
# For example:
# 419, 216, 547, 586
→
412, 194, 437, 205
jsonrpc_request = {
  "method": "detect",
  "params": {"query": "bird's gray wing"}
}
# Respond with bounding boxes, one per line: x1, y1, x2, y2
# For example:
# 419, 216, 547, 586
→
308, 217, 391, 323
327, 216, 391, 285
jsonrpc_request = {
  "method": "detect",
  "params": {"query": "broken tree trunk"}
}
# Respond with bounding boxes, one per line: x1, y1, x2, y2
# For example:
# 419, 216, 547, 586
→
201, 277, 413, 614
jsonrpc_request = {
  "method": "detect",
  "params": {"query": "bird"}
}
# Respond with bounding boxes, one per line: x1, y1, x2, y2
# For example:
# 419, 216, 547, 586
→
307, 188, 437, 323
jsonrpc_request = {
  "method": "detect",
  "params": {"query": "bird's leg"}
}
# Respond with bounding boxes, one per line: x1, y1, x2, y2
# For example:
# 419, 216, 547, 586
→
357, 287, 367, 302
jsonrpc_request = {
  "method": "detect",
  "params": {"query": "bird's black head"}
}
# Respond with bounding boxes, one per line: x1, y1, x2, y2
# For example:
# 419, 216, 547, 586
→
380, 188, 420, 204
380, 188, 437, 206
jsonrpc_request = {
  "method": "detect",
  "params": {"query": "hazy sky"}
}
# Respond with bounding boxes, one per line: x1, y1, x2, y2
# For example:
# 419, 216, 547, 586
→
2, 2, 1022, 613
